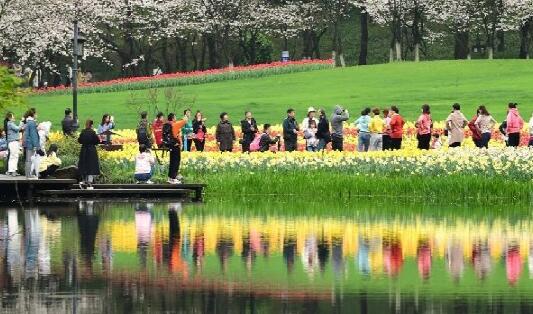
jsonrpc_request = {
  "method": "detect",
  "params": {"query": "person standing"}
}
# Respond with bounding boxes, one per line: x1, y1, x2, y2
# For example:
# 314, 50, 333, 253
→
23, 110, 40, 179
330, 105, 349, 151
78, 120, 100, 189
259, 124, 280, 152
529, 113, 533, 147
97, 114, 115, 144
415, 104, 432, 150
389, 106, 405, 150
474, 105, 497, 149
369, 108, 384, 151
283, 109, 299, 152
316, 109, 331, 151
4, 113, 21, 176
164, 113, 187, 184
240, 111, 258, 152
506, 103, 524, 147
136, 111, 153, 148
304, 120, 319, 152
354, 108, 371, 152
382, 109, 391, 150
182, 109, 193, 152
61, 108, 78, 136
152, 112, 165, 148
445, 103, 468, 148
468, 109, 482, 148
215, 112, 236, 152
192, 111, 207, 152
302, 107, 319, 132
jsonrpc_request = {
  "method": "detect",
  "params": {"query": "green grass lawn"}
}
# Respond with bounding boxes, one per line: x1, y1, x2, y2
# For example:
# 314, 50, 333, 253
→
28, 59, 533, 129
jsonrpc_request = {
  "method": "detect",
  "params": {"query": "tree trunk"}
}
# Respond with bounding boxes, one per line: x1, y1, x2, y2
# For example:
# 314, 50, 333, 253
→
206, 34, 218, 69
358, 9, 368, 65
487, 47, 494, 59
176, 38, 187, 72
249, 32, 257, 64
302, 31, 312, 59
200, 36, 207, 70
389, 48, 394, 63
519, 19, 531, 59
395, 41, 402, 61
162, 38, 173, 73
497, 30, 505, 52
414, 43, 420, 62
454, 31, 470, 59
339, 53, 346, 67
191, 36, 198, 71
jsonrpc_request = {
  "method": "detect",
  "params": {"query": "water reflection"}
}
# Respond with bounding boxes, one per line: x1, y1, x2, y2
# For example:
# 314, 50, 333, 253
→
1, 201, 533, 313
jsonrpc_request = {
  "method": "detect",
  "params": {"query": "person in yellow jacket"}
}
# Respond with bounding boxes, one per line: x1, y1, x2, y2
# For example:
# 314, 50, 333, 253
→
39, 144, 62, 178
369, 108, 385, 151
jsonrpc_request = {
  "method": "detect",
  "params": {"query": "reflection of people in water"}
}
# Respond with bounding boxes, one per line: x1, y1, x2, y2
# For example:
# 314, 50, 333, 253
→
417, 238, 431, 280
317, 234, 329, 273
358, 236, 370, 276
193, 233, 205, 270
135, 203, 153, 269
242, 230, 257, 272
383, 234, 403, 277
216, 236, 234, 273
24, 209, 41, 279
471, 239, 491, 280
6, 209, 23, 285
301, 234, 318, 277
168, 206, 188, 278
506, 241, 522, 286
331, 237, 343, 276
283, 233, 296, 274
446, 239, 463, 283
77, 201, 100, 275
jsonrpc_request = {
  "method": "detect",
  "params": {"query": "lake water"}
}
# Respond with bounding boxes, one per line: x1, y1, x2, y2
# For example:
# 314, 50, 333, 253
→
1, 199, 533, 313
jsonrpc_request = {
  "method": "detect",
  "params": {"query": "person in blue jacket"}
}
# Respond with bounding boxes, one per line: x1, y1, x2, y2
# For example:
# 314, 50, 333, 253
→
23, 110, 40, 179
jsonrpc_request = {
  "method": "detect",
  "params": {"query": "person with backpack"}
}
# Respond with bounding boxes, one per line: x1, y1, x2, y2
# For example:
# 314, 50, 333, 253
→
152, 112, 165, 148
163, 113, 188, 184
506, 103, 524, 147
192, 111, 207, 152
136, 111, 153, 148
316, 109, 331, 151
182, 109, 193, 152
282, 109, 299, 152
330, 105, 349, 151
240, 111, 258, 152
258, 124, 280, 152
216, 112, 236, 152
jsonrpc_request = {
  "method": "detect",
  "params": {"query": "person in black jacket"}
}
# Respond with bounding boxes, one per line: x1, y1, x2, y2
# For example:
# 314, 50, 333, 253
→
240, 111, 257, 152
78, 120, 100, 190
215, 112, 236, 152
259, 124, 280, 152
62, 108, 78, 136
282, 109, 299, 152
316, 109, 331, 151
192, 111, 207, 152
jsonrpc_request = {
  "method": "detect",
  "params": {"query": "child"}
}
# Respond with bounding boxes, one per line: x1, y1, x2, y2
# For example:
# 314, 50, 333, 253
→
39, 144, 62, 178
0, 129, 7, 159
431, 133, 442, 149
134, 144, 156, 184
304, 120, 319, 152
259, 124, 280, 152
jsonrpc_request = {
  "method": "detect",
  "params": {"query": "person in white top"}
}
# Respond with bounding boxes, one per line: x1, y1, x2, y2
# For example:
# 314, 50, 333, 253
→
474, 105, 497, 148
301, 107, 319, 132
134, 144, 156, 184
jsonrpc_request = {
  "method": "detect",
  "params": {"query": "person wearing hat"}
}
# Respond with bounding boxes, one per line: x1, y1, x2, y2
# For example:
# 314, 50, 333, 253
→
302, 107, 319, 133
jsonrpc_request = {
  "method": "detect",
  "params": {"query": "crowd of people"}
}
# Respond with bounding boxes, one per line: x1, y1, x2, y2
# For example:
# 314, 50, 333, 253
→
1, 103, 532, 187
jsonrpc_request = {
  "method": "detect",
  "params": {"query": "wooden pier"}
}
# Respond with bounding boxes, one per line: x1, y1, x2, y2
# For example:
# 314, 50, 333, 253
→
0, 175, 205, 202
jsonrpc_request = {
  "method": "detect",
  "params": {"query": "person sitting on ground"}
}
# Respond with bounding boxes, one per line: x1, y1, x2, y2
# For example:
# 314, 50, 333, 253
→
39, 144, 62, 178
78, 120, 101, 190
61, 108, 78, 136
445, 103, 468, 148
431, 133, 442, 149
152, 112, 165, 148
0, 129, 7, 159
97, 114, 115, 144
259, 124, 280, 152
216, 112, 236, 153
304, 119, 319, 152
136, 111, 153, 148
134, 144, 156, 184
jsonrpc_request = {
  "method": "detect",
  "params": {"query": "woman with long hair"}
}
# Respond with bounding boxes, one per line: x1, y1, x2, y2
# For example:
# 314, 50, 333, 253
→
474, 105, 497, 148
97, 114, 115, 144
415, 104, 432, 150
78, 120, 101, 189
192, 111, 207, 152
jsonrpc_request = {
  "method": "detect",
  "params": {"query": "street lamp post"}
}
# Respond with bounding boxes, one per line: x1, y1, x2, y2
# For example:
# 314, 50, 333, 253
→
72, 20, 85, 128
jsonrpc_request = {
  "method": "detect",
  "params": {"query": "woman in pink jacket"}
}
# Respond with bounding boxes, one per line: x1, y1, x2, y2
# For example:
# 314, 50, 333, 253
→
506, 103, 524, 147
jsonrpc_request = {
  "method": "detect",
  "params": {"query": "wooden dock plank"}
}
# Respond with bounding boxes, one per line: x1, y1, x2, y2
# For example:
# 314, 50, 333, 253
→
38, 189, 195, 195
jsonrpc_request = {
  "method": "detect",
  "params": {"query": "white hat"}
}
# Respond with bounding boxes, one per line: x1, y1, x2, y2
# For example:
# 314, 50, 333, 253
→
307, 107, 316, 113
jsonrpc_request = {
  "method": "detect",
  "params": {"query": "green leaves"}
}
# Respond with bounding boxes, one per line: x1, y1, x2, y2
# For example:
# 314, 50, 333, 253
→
0, 66, 26, 112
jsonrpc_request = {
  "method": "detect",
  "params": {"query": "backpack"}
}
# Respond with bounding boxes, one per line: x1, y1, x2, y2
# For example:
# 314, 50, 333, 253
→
249, 133, 262, 152
162, 123, 175, 148
136, 122, 150, 145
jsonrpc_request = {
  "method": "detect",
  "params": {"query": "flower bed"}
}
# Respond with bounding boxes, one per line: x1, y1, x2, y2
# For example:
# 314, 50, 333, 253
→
34, 60, 334, 95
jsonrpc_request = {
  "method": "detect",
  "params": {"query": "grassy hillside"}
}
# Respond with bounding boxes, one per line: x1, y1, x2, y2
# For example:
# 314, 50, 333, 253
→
28, 60, 533, 128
